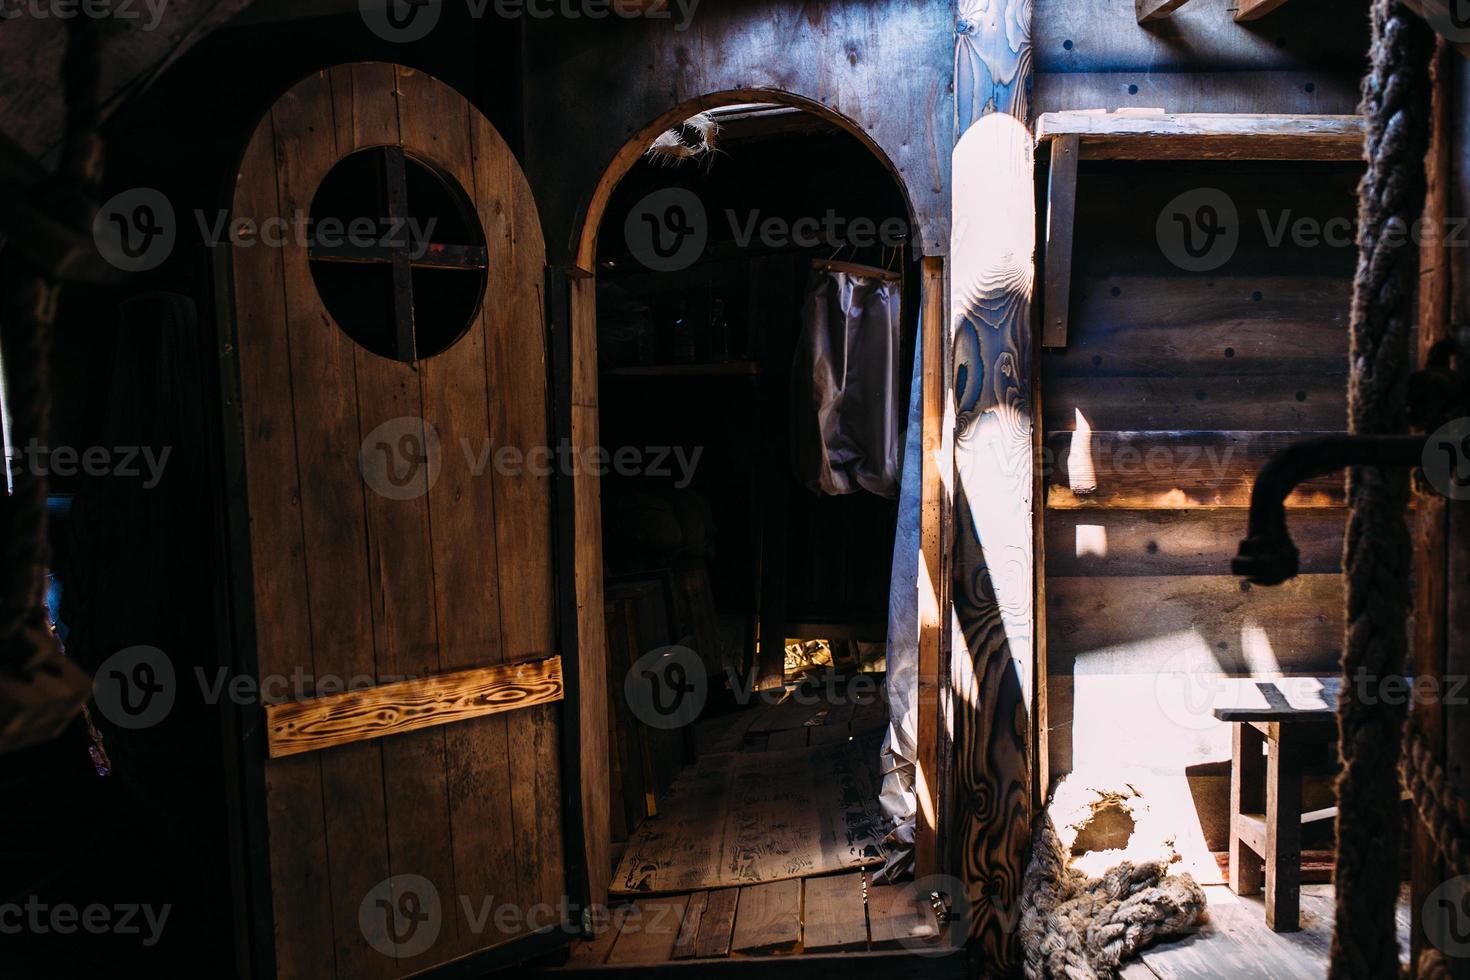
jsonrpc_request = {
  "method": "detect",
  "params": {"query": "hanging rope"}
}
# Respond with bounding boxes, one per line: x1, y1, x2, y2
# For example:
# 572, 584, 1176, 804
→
0, 15, 102, 749
1332, 1, 1435, 976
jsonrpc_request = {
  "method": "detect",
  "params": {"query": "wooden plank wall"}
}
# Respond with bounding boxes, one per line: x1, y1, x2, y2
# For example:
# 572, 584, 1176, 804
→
1041, 161, 1360, 848
1033, 0, 1371, 117
519, 0, 956, 264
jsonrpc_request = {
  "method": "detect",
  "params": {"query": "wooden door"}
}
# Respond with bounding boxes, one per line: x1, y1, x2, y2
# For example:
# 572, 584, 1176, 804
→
224, 63, 567, 978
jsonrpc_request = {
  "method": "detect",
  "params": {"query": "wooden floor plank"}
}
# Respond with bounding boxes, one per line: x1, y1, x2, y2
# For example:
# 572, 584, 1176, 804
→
1139, 884, 1408, 980
671, 892, 708, 960
731, 880, 802, 955
695, 888, 740, 958
612, 735, 886, 894
867, 883, 939, 949
802, 873, 869, 953
605, 896, 690, 965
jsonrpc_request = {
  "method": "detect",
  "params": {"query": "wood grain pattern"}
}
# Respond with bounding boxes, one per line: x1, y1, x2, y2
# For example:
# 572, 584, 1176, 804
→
952, 1, 1035, 967
265, 658, 564, 758
1047, 574, 1343, 676
1035, 111, 1363, 160
264, 68, 396, 980
802, 873, 869, 952
524, 0, 954, 266
695, 888, 740, 959
1035, 71, 1362, 119
1045, 509, 1345, 577
868, 883, 940, 949
1044, 430, 1348, 510
229, 100, 339, 980
917, 257, 946, 880
605, 897, 690, 965
230, 63, 563, 975
731, 879, 802, 954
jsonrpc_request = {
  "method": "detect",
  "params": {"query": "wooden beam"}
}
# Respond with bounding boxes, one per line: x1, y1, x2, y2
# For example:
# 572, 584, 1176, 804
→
952, 0, 1034, 968
1137, 0, 1193, 23
916, 256, 945, 881
1035, 111, 1364, 161
1042, 135, 1079, 349
265, 656, 563, 758
1233, 0, 1292, 21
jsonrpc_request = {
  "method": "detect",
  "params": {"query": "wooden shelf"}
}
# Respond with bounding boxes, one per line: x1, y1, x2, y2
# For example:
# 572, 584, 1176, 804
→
602, 360, 759, 378
1035, 111, 1364, 161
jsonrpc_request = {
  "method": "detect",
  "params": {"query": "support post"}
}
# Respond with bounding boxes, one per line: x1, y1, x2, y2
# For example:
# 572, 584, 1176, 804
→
952, 0, 1036, 968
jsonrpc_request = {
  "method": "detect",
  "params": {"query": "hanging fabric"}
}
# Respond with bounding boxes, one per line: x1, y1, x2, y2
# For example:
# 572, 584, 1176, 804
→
789, 260, 903, 498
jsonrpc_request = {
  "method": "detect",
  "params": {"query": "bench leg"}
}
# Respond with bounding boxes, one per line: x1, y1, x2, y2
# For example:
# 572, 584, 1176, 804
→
1230, 723, 1264, 897
1265, 732, 1303, 932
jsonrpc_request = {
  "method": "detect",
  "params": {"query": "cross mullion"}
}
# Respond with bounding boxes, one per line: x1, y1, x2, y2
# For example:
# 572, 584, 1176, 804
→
382, 144, 417, 363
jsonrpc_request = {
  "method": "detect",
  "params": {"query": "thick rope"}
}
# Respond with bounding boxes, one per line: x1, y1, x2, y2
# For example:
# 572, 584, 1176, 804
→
1332, 2, 1435, 977
1402, 727, 1470, 880
1019, 817, 1205, 979
0, 13, 103, 637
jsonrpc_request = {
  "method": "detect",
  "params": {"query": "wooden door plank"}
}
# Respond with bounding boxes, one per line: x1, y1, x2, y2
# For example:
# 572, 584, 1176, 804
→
467, 85, 567, 920
387, 62, 520, 962
802, 873, 868, 953
671, 891, 708, 960
731, 879, 802, 954
231, 102, 337, 980
269, 68, 395, 980
694, 888, 740, 958
605, 896, 690, 965
331, 63, 462, 973
868, 882, 939, 949
264, 658, 565, 757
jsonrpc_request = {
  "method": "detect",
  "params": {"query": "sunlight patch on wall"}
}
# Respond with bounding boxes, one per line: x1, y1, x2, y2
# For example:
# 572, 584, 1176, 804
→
1068, 408, 1097, 495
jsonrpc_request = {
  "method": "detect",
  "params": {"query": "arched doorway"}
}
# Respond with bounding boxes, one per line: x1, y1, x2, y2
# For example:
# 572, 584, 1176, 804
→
564, 92, 948, 942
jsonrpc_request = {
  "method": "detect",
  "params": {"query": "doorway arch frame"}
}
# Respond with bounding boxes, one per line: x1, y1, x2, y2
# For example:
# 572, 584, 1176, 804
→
562, 89, 947, 904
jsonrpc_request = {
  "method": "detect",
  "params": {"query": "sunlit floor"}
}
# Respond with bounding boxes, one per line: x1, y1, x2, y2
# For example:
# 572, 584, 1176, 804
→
1125, 882, 1411, 980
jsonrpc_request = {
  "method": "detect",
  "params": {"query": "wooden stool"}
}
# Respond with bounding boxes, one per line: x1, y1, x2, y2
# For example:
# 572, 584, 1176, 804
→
1213, 678, 1339, 933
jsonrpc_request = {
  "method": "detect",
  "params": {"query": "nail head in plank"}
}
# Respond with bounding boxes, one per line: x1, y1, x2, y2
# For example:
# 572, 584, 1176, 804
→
695, 888, 740, 958
1043, 134, 1080, 349
731, 879, 802, 955
802, 874, 869, 953
265, 656, 563, 758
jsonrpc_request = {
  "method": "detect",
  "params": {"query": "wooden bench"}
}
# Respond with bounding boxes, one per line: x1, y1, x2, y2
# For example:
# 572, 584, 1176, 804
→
1213, 677, 1340, 933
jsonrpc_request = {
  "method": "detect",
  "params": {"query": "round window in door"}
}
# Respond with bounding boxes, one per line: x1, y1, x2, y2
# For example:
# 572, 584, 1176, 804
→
307, 145, 489, 362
